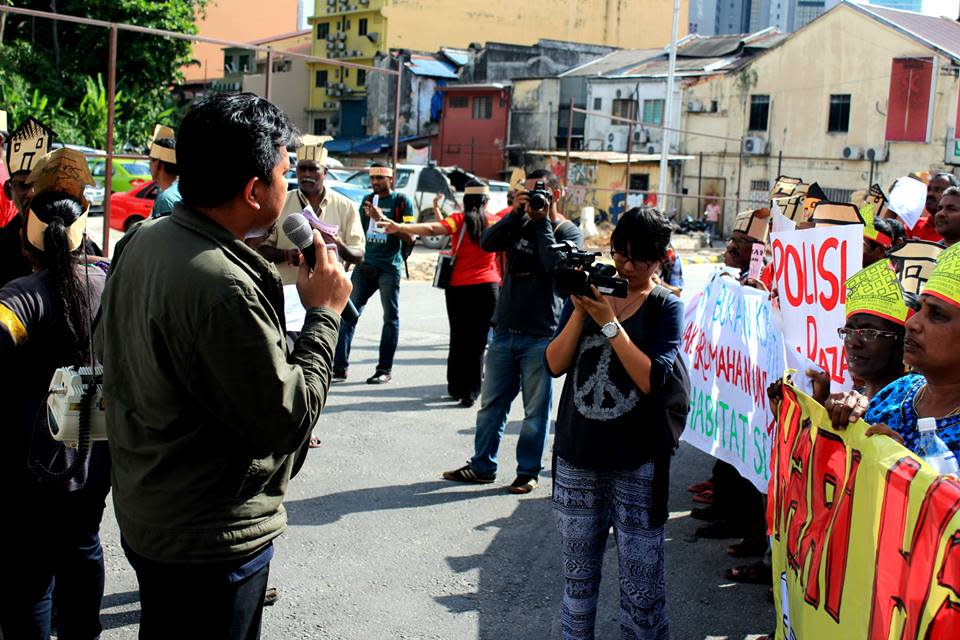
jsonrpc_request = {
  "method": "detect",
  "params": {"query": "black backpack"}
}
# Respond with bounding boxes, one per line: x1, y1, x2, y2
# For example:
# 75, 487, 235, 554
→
646, 287, 691, 450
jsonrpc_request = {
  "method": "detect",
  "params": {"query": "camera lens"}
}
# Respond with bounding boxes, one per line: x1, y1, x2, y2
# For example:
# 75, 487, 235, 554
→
529, 193, 547, 211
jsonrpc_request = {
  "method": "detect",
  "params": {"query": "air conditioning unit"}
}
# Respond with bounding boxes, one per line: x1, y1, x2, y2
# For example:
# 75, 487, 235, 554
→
325, 88, 334, 95
606, 144, 614, 151
336, 42, 346, 50
633, 129, 649, 143
842, 145, 864, 160
344, 88, 354, 94
327, 0, 335, 4
337, 32, 346, 40
333, 90, 342, 97
338, 82, 346, 89
607, 132, 615, 143
645, 143, 662, 154
686, 99, 704, 112
353, 50, 362, 57
326, 35, 334, 42
742, 136, 767, 155
866, 145, 889, 162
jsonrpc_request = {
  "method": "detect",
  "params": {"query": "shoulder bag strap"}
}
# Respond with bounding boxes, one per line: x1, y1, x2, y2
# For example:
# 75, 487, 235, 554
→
450, 220, 468, 264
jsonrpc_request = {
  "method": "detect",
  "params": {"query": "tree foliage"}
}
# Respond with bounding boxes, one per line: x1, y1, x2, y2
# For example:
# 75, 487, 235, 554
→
0, 0, 208, 149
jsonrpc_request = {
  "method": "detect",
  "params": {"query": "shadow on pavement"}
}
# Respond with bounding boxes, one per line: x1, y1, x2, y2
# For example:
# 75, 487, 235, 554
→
99, 590, 140, 631
284, 481, 506, 527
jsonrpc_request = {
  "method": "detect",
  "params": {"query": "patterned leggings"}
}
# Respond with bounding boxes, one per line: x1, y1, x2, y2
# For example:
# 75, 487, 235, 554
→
553, 457, 668, 640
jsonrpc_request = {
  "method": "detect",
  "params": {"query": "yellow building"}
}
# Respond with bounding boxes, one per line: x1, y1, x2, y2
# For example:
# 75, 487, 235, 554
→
677, 2, 960, 233
306, 0, 689, 136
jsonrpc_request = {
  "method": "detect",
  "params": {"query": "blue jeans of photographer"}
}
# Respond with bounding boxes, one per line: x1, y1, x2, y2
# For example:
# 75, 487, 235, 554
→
334, 264, 401, 375
468, 331, 553, 478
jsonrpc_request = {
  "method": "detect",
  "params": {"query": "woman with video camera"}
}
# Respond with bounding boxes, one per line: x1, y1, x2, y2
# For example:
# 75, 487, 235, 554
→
380, 178, 501, 407
0, 149, 110, 640
546, 207, 683, 640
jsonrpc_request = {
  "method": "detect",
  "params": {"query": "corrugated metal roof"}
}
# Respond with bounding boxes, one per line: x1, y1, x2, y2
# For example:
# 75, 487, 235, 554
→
853, 3, 960, 61
614, 30, 787, 77
559, 49, 663, 77
405, 54, 459, 79
675, 35, 745, 58
526, 150, 695, 164
440, 48, 471, 67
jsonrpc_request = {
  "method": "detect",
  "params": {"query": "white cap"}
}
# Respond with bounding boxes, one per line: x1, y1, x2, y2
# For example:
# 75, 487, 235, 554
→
918, 417, 937, 433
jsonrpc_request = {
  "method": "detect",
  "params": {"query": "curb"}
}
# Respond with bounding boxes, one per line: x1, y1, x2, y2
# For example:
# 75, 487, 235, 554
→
686, 254, 723, 264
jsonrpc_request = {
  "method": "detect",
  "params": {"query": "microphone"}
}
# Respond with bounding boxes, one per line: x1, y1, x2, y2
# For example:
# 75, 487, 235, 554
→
282, 212, 359, 323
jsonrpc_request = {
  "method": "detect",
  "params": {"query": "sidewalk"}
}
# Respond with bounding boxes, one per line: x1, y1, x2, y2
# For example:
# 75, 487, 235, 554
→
684, 245, 725, 264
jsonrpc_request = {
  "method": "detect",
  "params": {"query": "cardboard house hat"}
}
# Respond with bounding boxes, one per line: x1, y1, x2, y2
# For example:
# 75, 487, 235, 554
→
24, 147, 94, 252
808, 201, 865, 227
6, 116, 56, 175
148, 124, 176, 164
860, 201, 892, 248
733, 207, 770, 243
845, 260, 909, 325
888, 240, 943, 297
922, 242, 960, 309
296, 134, 333, 164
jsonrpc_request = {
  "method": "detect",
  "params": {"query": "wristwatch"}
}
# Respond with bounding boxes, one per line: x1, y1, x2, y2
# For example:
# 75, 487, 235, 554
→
601, 321, 620, 339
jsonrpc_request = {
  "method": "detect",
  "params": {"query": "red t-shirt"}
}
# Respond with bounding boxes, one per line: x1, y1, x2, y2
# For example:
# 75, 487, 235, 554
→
908, 211, 942, 244
0, 161, 17, 227
441, 212, 502, 287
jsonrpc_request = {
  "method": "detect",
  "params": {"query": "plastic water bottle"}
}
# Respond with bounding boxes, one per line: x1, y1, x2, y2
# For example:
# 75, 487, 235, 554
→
916, 418, 960, 475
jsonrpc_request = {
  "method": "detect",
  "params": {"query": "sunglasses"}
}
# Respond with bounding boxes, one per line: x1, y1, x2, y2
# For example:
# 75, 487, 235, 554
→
837, 328, 901, 343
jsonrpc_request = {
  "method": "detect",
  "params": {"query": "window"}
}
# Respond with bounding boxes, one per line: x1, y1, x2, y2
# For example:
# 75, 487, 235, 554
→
345, 19, 351, 29
313, 118, 327, 135
472, 95, 492, 120
315, 70, 328, 88
642, 99, 665, 125
823, 187, 854, 203
593, 97, 602, 111
238, 54, 250, 73
344, 68, 350, 78
612, 98, 637, 123
828, 94, 851, 133
710, 99, 718, 112
317, 23, 329, 39
395, 170, 412, 189
357, 69, 366, 86
748, 95, 770, 131
223, 54, 234, 72
358, 18, 368, 35
750, 179, 771, 192
885, 57, 934, 142
450, 95, 468, 108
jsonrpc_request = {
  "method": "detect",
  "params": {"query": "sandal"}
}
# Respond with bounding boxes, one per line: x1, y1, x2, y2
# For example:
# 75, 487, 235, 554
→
725, 561, 772, 585
308, 436, 322, 448
727, 537, 768, 558
688, 480, 713, 494
692, 489, 714, 504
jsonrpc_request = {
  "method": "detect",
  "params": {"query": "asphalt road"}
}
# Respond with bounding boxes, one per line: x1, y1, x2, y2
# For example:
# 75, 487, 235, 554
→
93, 260, 775, 640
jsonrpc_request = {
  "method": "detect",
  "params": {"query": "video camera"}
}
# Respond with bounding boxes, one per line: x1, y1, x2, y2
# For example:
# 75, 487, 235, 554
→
551, 240, 628, 299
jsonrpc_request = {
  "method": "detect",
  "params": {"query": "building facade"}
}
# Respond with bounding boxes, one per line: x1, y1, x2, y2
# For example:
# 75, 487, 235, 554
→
306, 0, 689, 138
432, 85, 510, 179
678, 2, 960, 233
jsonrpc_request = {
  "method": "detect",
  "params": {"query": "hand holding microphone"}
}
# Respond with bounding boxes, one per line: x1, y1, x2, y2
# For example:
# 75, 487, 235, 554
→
283, 213, 356, 321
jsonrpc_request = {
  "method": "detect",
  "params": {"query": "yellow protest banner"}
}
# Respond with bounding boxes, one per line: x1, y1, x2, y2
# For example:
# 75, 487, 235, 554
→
769, 383, 960, 640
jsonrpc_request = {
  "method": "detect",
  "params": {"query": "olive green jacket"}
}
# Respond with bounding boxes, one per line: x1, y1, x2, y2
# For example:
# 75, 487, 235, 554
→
96, 204, 339, 563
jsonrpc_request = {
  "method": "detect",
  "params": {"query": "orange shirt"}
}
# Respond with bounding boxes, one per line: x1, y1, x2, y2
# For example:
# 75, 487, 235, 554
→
441, 212, 502, 287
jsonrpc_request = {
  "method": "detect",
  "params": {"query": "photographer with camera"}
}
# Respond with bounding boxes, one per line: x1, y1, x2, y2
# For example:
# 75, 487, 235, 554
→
442, 169, 581, 494
0, 148, 110, 640
545, 207, 682, 639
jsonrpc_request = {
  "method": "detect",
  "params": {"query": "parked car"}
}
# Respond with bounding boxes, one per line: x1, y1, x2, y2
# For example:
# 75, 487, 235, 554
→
344, 164, 507, 249
108, 181, 159, 231
85, 184, 106, 214
89, 158, 153, 194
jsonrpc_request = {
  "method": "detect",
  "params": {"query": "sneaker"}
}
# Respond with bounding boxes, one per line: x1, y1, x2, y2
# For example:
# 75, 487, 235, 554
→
331, 369, 347, 383
459, 397, 475, 408
264, 587, 280, 606
442, 465, 495, 484
366, 372, 392, 384
507, 475, 538, 494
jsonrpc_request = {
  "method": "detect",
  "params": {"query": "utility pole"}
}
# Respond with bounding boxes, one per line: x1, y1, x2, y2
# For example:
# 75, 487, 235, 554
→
657, 0, 681, 213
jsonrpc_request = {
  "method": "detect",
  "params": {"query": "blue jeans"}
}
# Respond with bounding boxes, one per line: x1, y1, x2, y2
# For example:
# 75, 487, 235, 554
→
469, 331, 553, 478
335, 264, 401, 374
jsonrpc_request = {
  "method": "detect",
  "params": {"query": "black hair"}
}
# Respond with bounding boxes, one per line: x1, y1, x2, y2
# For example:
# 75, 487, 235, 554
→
177, 93, 299, 208
611, 206, 672, 263
152, 137, 178, 177
882, 217, 906, 248
933, 172, 960, 188
943, 186, 960, 200
461, 179, 490, 244
22, 191, 91, 365
527, 168, 560, 191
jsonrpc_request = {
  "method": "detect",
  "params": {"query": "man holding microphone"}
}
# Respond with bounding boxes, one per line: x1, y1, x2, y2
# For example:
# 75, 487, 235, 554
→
97, 93, 352, 640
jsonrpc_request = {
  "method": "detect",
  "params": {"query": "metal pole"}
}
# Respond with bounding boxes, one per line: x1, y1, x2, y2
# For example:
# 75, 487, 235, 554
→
777, 149, 782, 177
564, 97, 574, 189
102, 25, 117, 256
391, 63, 402, 169
264, 48, 273, 101
657, 0, 681, 212
625, 119, 634, 214
736, 140, 744, 213
868, 158, 875, 190
697, 150, 703, 217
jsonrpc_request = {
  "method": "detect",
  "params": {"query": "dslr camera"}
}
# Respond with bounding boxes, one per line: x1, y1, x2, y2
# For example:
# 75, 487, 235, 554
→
551, 240, 628, 298
526, 180, 553, 213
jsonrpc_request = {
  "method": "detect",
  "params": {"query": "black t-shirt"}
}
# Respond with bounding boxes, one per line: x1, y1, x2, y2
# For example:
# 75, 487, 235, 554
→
551, 287, 683, 526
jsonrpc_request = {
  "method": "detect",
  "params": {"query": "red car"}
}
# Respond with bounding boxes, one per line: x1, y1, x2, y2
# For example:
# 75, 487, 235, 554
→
108, 181, 159, 232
